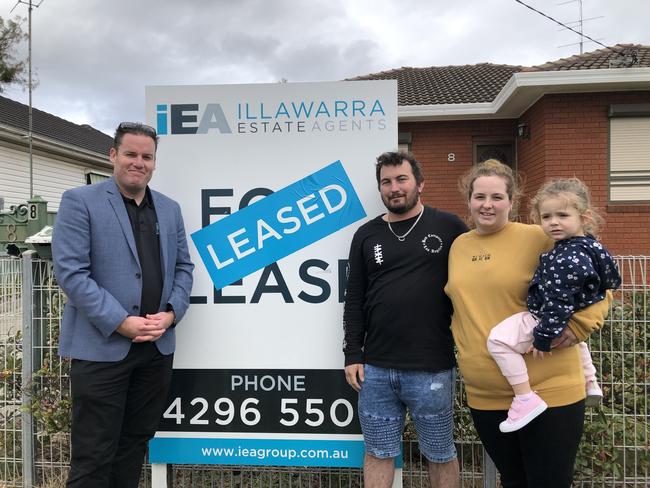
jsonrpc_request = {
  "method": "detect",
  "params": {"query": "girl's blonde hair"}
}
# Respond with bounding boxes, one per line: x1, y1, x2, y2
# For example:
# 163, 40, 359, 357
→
529, 177, 604, 236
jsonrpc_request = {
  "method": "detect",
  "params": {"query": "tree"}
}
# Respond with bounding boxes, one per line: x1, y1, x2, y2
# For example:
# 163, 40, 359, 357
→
0, 16, 27, 91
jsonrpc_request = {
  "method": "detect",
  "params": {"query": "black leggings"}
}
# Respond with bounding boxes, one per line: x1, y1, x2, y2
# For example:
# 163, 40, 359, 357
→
470, 400, 585, 488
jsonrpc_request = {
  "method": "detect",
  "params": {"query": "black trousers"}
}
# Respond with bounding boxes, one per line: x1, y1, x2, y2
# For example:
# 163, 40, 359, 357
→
67, 342, 174, 488
470, 400, 585, 488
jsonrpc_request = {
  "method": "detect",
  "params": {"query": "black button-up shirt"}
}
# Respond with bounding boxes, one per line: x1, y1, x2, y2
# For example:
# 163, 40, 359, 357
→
122, 187, 163, 317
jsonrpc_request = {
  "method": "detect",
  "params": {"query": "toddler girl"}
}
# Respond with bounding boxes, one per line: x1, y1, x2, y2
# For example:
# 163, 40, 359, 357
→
487, 178, 621, 433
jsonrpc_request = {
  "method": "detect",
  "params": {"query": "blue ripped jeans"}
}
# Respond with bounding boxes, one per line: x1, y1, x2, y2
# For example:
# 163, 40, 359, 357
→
358, 364, 457, 463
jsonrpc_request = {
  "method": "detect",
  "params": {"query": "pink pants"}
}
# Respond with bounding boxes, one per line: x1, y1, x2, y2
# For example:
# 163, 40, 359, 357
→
487, 311, 597, 386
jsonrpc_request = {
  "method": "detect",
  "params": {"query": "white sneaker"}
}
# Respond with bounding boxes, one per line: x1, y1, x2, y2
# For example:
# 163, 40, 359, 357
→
585, 380, 603, 407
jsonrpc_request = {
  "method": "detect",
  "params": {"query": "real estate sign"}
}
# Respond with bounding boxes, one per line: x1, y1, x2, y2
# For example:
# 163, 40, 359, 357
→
145, 81, 397, 467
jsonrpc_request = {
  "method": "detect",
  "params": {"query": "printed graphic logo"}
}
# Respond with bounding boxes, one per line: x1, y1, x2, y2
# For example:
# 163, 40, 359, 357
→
472, 248, 492, 262
421, 234, 443, 254
156, 103, 232, 135
191, 161, 366, 290
155, 98, 386, 136
373, 244, 384, 265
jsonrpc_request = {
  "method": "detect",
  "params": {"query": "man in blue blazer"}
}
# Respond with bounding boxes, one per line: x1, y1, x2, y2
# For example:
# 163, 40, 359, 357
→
52, 122, 194, 488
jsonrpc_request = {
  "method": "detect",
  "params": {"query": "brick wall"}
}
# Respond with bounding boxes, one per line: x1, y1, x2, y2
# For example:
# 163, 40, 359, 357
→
519, 91, 650, 255
401, 119, 517, 223
404, 90, 650, 255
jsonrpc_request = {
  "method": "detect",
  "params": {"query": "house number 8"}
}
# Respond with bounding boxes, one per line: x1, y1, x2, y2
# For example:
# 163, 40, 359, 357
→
447, 153, 455, 162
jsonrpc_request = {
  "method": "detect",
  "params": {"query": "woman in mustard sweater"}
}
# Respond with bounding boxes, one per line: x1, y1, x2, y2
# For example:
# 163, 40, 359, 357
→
444, 160, 610, 488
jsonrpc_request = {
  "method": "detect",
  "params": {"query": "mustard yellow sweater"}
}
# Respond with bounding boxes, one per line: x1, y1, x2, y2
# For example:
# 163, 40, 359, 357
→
445, 222, 611, 410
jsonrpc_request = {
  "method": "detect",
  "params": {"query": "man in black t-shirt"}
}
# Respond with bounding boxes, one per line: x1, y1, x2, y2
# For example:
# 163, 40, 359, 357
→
343, 151, 466, 487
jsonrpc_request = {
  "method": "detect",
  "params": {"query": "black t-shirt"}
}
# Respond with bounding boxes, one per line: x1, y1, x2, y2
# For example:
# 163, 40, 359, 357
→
343, 206, 467, 371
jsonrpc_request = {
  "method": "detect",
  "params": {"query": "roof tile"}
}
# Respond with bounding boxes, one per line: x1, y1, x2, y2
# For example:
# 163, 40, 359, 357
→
0, 95, 112, 155
352, 44, 650, 106
349, 63, 522, 106
522, 44, 650, 72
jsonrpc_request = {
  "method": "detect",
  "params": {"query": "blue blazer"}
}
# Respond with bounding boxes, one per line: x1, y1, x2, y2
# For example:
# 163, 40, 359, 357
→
52, 177, 194, 361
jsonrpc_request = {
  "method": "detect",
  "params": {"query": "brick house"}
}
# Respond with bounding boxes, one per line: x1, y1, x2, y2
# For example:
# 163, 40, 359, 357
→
353, 44, 650, 255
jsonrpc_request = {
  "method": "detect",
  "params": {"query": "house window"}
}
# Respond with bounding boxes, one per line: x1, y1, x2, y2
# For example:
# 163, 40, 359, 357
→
609, 104, 650, 203
473, 141, 515, 168
85, 171, 111, 185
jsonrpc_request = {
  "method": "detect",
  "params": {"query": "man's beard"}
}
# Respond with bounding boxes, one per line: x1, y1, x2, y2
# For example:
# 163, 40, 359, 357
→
382, 189, 419, 214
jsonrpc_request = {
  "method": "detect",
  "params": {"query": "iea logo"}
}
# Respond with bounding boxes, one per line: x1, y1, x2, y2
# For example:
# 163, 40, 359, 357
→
156, 103, 232, 135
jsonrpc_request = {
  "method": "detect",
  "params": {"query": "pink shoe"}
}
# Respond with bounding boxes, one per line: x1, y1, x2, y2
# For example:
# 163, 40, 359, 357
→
499, 392, 548, 433
585, 380, 603, 407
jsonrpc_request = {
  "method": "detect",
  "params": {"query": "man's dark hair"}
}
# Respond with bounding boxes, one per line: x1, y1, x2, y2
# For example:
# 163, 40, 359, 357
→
375, 151, 424, 187
113, 122, 159, 150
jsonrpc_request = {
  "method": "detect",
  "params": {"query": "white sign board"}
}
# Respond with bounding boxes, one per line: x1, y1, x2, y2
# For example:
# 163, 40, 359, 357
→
146, 80, 397, 467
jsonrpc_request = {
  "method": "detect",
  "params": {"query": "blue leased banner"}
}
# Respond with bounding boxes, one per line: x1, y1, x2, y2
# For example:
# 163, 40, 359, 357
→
191, 161, 366, 290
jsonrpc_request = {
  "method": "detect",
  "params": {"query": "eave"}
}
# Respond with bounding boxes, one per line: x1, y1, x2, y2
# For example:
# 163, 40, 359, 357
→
0, 123, 111, 168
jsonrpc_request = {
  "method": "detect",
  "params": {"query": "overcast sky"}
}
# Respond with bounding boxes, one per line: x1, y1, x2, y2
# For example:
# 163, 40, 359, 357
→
1, 0, 648, 135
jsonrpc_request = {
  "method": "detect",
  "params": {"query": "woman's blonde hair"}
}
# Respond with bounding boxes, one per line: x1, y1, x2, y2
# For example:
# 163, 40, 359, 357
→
529, 177, 604, 236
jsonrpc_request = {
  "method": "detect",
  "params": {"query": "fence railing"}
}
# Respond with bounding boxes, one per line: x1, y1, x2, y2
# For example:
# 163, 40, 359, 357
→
1, 255, 648, 487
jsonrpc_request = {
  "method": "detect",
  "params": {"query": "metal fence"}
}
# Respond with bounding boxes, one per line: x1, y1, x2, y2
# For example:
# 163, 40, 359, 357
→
1, 255, 648, 487
1, 256, 22, 485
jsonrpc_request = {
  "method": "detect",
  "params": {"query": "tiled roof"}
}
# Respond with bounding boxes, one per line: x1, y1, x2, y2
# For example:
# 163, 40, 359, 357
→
0, 95, 112, 155
352, 44, 650, 106
350, 63, 523, 106
522, 44, 650, 72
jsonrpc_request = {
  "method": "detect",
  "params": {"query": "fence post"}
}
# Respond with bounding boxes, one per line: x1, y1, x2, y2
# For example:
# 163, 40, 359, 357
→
483, 447, 497, 488
26, 197, 48, 241
21, 251, 36, 488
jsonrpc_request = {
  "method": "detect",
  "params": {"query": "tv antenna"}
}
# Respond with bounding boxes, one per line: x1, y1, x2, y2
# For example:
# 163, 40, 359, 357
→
557, 0, 604, 54
515, 0, 607, 53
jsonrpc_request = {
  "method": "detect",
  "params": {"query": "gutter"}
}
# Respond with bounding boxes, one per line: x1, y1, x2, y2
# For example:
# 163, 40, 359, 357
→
0, 123, 111, 168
